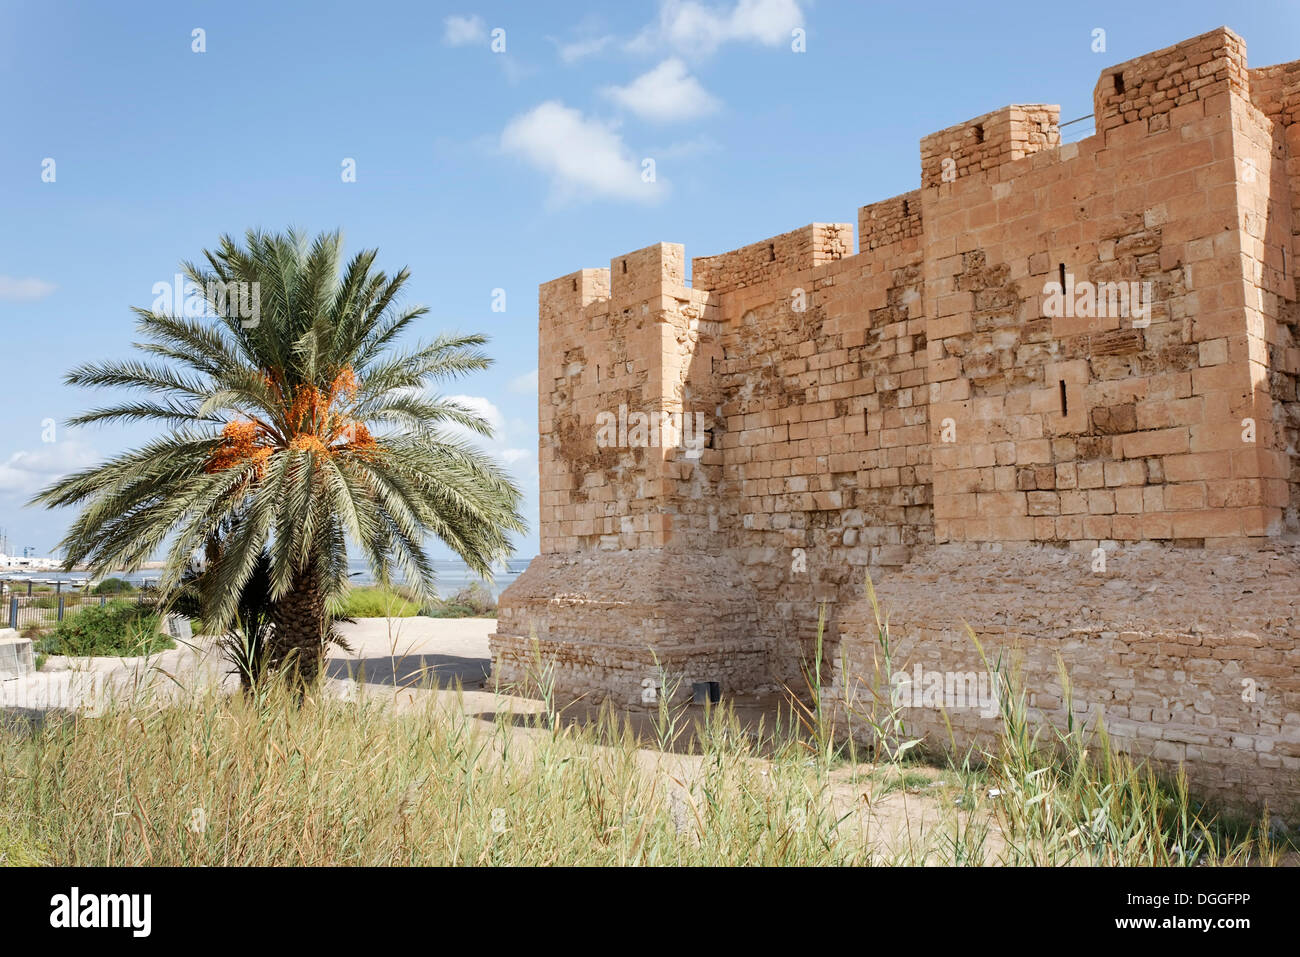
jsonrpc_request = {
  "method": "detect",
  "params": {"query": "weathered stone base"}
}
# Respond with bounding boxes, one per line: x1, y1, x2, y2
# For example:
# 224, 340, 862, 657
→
490, 631, 771, 708
834, 542, 1300, 816
497, 540, 1299, 811
491, 550, 772, 707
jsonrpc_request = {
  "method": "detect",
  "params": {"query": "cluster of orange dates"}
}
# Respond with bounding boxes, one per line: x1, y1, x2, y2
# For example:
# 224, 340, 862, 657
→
206, 367, 377, 478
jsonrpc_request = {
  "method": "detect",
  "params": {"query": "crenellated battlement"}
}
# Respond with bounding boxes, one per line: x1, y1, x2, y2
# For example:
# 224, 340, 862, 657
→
691, 222, 854, 294
609, 242, 687, 301
1092, 26, 1248, 135
920, 104, 1061, 188
858, 190, 923, 252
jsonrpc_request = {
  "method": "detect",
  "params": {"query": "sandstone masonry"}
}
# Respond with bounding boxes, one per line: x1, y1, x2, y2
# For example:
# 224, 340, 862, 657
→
494, 28, 1300, 813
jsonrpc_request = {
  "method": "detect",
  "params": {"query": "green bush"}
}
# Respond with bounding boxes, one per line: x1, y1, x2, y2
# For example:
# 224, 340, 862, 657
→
92, 577, 135, 595
424, 603, 475, 618
425, 583, 497, 618
37, 600, 173, 658
340, 586, 421, 618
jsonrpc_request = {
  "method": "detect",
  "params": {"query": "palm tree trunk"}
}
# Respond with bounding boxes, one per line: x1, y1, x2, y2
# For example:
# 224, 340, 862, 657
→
269, 564, 327, 687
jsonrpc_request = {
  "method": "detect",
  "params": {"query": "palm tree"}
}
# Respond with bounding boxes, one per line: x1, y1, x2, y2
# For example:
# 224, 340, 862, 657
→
171, 545, 279, 689
33, 229, 526, 685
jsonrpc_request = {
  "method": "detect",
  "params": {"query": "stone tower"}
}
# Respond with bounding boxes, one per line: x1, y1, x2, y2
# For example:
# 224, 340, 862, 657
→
493, 27, 1300, 810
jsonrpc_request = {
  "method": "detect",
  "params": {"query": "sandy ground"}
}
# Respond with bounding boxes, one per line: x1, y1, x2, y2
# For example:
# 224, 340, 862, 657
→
0, 616, 497, 711
327, 616, 496, 689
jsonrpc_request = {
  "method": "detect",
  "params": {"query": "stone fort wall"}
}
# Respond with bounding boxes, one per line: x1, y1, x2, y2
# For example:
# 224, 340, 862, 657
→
493, 28, 1300, 811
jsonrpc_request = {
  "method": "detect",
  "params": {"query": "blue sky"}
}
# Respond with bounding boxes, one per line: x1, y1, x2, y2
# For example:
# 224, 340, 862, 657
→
0, 0, 1295, 561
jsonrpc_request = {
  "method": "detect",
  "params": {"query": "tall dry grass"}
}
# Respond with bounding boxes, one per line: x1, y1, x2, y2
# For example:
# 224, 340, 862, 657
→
0, 592, 1286, 866
0, 685, 882, 865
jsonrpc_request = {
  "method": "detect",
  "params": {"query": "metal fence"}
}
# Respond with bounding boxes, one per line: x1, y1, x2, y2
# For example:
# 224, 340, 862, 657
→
1, 582, 160, 632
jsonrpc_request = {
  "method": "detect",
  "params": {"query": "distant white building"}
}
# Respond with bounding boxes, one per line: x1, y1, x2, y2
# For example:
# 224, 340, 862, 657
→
0, 552, 61, 571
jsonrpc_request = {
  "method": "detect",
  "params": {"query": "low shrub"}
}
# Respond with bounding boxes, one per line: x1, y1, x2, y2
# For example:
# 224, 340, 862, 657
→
36, 600, 173, 658
426, 583, 497, 618
92, 577, 135, 595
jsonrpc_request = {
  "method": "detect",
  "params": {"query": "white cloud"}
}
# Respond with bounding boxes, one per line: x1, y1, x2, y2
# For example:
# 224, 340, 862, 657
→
509, 369, 539, 394
557, 34, 615, 63
0, 440, 99, 499
631, 0, 804, 56
443, 14, 487, 47
602, 59, 720, 123
501, 101, 666, 205
0, 276, 56, 301
437, 397, 531, 471
444, 395, 504, 435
